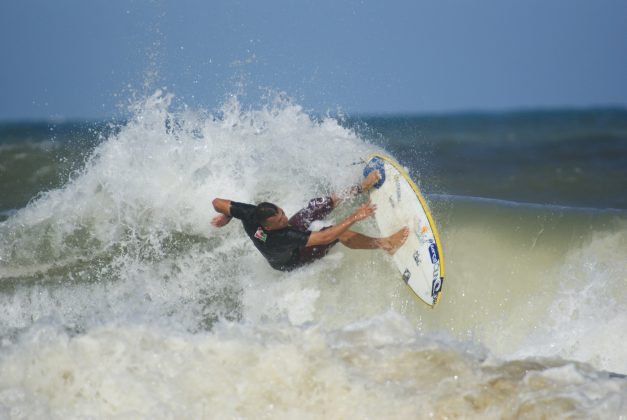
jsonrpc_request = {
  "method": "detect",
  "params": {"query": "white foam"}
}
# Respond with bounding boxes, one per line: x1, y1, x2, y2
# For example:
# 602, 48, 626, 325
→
513, 229, 627, 373
0, 316, 624, 419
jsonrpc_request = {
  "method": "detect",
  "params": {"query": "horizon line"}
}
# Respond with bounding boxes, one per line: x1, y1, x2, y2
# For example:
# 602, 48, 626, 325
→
1, 104, 627, 125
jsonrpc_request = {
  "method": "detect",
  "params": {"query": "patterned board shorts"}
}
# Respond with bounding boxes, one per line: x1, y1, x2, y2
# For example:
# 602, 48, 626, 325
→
289, 196, 339, 267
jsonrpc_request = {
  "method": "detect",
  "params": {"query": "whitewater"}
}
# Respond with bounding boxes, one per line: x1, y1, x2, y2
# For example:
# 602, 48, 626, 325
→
0, 91, 625, 418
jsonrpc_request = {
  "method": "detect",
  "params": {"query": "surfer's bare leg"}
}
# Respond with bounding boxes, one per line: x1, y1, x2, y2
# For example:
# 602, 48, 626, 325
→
338, 230, 379, 249
339, 227, 409, 255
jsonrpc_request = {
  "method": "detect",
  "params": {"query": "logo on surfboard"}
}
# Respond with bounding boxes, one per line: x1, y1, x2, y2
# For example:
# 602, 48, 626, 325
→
427, 240, 439, 264
402, 269, 411, 283
415, 224, 430, 244
431, 276, 442, 304
431, 261, 442, 304
413, 250, 421, 267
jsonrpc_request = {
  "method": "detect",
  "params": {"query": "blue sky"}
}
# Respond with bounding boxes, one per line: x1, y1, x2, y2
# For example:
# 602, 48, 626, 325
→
1, 0, 626, 120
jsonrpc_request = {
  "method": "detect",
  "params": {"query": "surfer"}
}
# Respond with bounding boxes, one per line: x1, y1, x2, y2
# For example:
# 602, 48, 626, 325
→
211, 171, 409, 271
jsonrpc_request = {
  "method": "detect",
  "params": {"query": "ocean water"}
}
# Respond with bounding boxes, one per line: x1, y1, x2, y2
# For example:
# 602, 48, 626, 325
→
0, 91, 626, 418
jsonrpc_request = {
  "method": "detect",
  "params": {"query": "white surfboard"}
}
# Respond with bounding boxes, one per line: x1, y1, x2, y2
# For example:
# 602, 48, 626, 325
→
364, 153, 445, 307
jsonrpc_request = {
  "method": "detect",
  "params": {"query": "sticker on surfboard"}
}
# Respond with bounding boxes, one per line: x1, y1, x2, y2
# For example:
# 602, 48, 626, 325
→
364, 154, 445, 307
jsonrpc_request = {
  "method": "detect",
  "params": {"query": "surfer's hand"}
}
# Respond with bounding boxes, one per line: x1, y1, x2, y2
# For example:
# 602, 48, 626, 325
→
352, 201, 376, 221
362, 170, 381, 191
211, 214, 232, 228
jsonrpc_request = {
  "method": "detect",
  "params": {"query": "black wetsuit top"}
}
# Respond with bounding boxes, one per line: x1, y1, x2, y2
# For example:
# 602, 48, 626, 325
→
230, 202, 311, 271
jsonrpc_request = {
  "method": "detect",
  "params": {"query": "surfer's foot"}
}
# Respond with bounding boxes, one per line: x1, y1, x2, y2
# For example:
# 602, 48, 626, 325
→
361, 170, 381, 191
380, 227, 409, 255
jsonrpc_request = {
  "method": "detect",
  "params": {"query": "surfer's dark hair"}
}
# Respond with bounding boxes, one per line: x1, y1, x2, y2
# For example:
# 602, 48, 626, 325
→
255, 202, 279, 224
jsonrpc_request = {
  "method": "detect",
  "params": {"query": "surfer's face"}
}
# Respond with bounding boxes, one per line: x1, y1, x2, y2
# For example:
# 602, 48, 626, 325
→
263, 207, 289, 230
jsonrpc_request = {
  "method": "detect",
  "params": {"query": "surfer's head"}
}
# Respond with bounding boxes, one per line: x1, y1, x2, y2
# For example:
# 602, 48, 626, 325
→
256, 202, 288, 230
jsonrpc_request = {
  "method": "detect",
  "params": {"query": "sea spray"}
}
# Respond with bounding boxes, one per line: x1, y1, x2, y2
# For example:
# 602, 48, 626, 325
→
0, 90, 376, 336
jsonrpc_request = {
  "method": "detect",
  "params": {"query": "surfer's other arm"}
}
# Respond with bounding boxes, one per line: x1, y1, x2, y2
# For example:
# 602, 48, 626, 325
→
211, 198, 233, 227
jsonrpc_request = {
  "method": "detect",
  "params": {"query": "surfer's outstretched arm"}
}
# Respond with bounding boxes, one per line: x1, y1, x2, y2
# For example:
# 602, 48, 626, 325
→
331, 170, 381, 208
211, 198, 233, 227
306, 201, 376, 246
